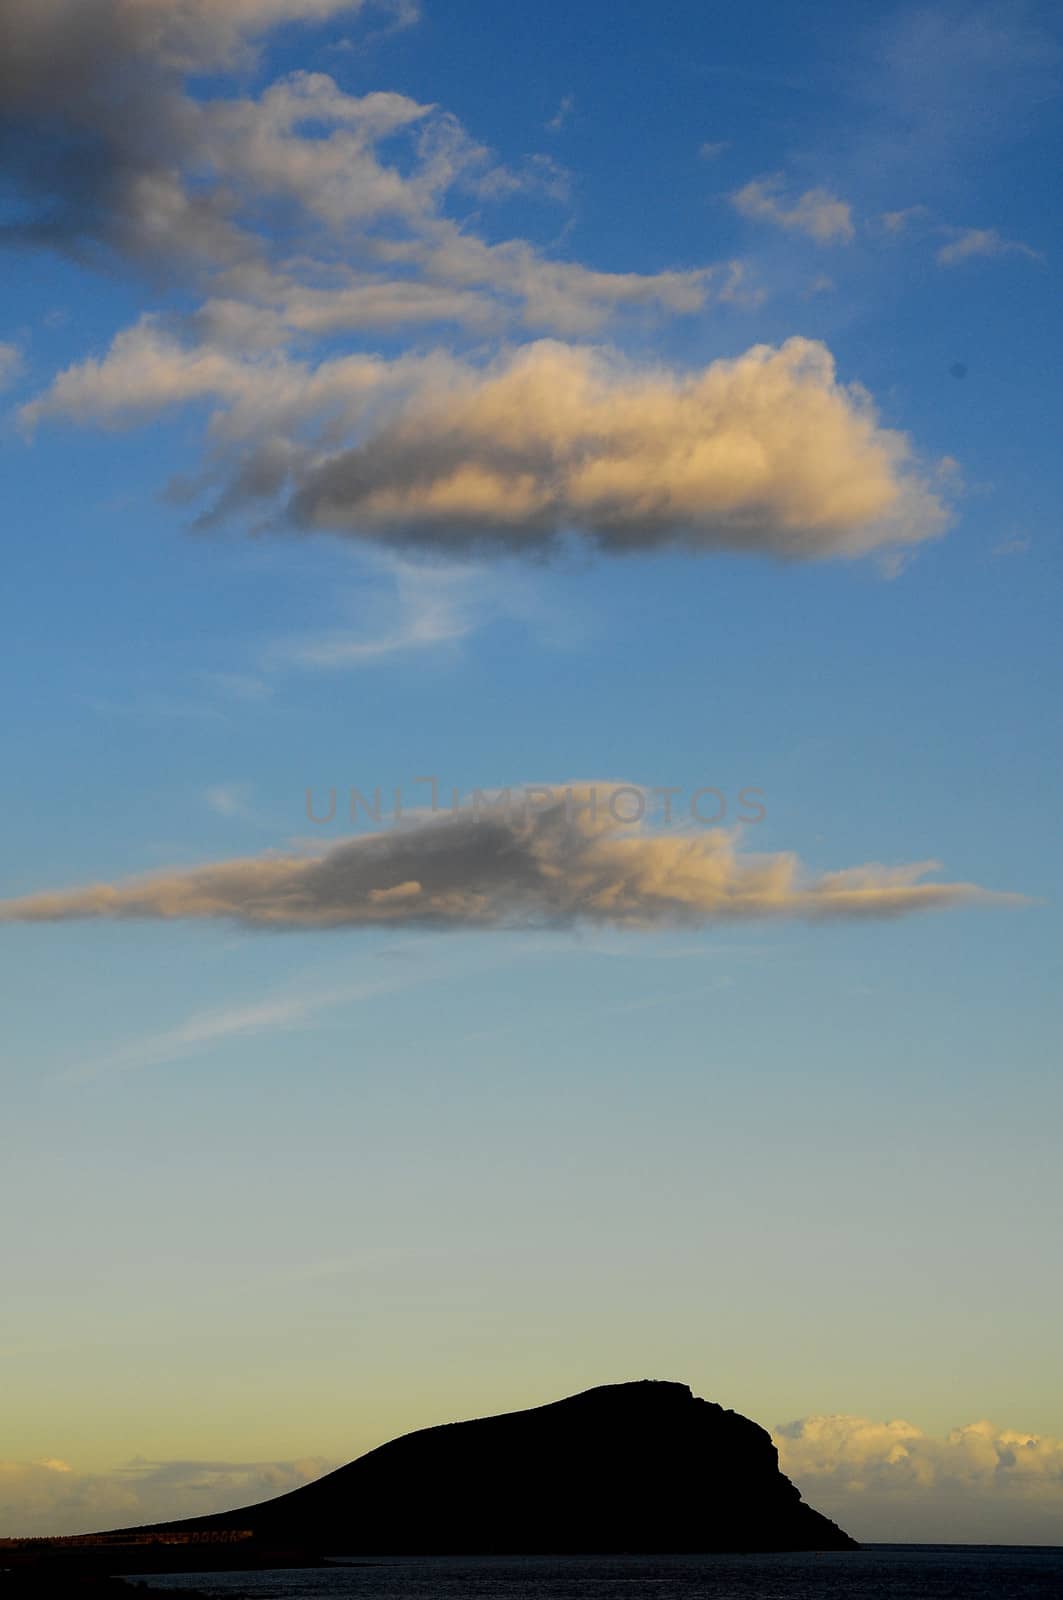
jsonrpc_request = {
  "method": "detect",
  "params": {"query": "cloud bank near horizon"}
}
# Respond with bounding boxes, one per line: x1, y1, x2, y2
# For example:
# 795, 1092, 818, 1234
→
776, 1413, 1063, 1543
0, 789, 1017, 933
4, 1410, 1063, 1541
0, 1452, 335, 1540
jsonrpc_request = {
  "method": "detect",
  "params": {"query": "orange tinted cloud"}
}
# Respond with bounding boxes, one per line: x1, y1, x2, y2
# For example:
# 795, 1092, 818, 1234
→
0, 789, 1017, 933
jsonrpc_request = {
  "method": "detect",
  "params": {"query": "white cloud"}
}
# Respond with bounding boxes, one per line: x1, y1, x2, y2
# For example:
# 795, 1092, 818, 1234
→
937, 227, 1042, 266
0, 342, 24, 390
364, 221, 722, 334
546, 93, 575, 134
204, 783, 256, 819
731, 177, 855, 243
878, 205, 930, 235
21, 314, 430, 439
872, 207, 1040, 270
0, 786, 1019, 934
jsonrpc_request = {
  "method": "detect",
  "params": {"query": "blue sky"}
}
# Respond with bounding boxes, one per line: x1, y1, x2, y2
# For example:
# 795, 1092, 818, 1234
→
1, 0, 1061, 1544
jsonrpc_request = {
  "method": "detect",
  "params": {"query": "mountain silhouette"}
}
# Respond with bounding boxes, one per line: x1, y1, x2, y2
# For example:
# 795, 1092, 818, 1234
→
132, 1380, 857, 1553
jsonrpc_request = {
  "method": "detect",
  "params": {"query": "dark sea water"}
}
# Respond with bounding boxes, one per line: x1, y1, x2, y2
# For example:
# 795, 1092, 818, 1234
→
131, 1546, 1063, 1600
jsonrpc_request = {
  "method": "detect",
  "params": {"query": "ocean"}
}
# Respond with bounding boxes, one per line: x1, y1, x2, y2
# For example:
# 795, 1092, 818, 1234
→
129, 1546, 1063, 1599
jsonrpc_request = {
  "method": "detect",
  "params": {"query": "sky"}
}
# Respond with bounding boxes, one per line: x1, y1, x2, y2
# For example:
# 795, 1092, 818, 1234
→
0, 0, 1061, 1548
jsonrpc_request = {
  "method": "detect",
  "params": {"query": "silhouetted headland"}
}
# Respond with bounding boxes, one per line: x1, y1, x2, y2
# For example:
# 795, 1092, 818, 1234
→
119, 1380, 857, 1554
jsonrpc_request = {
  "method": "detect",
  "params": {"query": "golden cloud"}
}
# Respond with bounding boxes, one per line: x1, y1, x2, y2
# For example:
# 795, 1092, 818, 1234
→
291, 338, 943, 557
26, 333, 949, 561
0, 789, 1017, 932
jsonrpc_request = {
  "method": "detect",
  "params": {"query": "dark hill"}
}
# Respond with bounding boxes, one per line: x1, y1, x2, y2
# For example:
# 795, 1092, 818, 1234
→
126, 1380, 856, 1553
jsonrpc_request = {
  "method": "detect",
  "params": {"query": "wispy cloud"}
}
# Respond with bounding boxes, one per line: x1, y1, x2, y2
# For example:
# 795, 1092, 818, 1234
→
731, 177, 855, 243
991, 533, 1032, 559
265, 551, 585, 672
80, 691, 227, 724
0, 341, 24, 390
200, 670, 274, 704
864, 4, 1060, 174
63, 978, 401, 1083
936, 227, 1043, 266
270, 558, 477, 669
546, 93, 575, 133
204, 783, 258, 820
877, 205, 931, 236
874, 206, 1041, 270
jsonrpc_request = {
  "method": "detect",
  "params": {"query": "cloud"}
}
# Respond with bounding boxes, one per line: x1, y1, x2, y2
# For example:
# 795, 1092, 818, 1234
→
8, 1417, 1063, 1539
270, 558, 478, 667
204, 783, 257, 819
198, 278, 500, 342
936, 227, 1042, 266
66, 978, 398, 1081
0, 3, 375, 266
25, 332, 948, 562
0, 5, 719, 337
0, 0, 367, 84
0, 342, 24, 390
866, 5, 1060, 172
1, 28, 718, 335
88, 994, 337, 1073
699, 141, 730, 161
992, 533, 1031, 559
731, 178, 855, 244
263, 550, 579, 675
775, 1414, 1063, 1542
21, 314, 414, 436
384, 0, 420, 28
878, 205, 931, 236
546, 93, 575, 134
2, 1, 954, 577
0, 787, 1018, 934
874, 206, 1040, 270
0, 1457, 136, 1538
287, 337, 947, 559
0, 1454, 333, 1538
